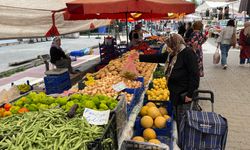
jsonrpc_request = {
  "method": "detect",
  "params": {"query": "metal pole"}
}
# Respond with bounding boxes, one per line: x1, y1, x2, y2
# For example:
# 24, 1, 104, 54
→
232, 3, 234, 19
126, 12, 128, 46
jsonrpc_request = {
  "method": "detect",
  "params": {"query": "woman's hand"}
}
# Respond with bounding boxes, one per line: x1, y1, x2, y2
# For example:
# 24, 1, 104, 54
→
185, 96, 192, 103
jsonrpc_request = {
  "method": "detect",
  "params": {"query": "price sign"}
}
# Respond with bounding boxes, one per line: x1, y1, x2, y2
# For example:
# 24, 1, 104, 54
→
112, 82, 127, 92
83, 108, 110, 125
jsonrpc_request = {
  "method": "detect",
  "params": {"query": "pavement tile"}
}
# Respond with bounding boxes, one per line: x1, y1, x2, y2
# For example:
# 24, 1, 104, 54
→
200, 39, 250, 149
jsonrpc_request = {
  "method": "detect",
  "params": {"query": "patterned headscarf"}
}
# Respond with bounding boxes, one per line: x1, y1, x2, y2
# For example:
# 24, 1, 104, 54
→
244, 22, 250, 36
164, 33, 186, 78
166, 33, 186, 56
51, 36, 61, 49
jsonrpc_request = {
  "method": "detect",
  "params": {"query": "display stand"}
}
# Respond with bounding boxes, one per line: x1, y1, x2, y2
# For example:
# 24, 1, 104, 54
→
118, 66, 178, 150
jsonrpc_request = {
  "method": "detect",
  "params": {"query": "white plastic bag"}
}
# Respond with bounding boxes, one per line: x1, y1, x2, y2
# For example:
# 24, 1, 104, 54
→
213, 48, 220, 64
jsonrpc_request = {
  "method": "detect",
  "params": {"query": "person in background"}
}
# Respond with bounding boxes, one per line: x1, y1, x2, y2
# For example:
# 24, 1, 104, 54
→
187, 21, 207, 77
239, 22, 250, 66
218, 7, 223, 20
129, 24, 142, 47
50, 37, 76, 74
133, 33, 199, 128
224, 6, 230, 19
178, 22, 186, 37
184, 22, 193, 42
217, 19, 236, 69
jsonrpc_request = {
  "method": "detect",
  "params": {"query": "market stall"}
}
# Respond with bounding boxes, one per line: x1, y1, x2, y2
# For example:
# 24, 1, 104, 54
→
0, 0, 196, 149
0, 47, 175, 149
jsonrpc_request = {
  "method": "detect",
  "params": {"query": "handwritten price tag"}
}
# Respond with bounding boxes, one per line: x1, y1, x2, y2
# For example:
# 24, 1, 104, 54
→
112, 82, 127, 92
83, 108, 110, 125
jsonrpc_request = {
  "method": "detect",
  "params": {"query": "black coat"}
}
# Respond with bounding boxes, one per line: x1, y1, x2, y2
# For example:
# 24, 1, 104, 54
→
50, 46, 67, 64
139, 47, 200, 105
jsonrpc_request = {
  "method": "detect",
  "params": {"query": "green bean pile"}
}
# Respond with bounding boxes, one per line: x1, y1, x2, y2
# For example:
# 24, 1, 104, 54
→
0, 109, 104, 150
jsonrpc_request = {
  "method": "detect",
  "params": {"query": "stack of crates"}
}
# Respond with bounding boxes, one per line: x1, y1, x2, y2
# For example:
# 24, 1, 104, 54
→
44, 69, 71, 94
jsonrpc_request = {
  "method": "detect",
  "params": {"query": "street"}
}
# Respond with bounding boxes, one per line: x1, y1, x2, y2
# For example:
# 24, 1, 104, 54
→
200, 38, 250, 150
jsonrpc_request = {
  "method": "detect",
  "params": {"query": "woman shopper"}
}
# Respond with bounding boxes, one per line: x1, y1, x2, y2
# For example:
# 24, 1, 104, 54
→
50, 37, 76, 74
132, 33, 200, 128
239, 22, 250, 66
184, 22, 193, 42
187, 21, 207, 77
217, 19, 236, 69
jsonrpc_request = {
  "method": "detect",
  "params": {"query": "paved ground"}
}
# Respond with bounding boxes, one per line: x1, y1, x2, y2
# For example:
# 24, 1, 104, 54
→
0, 36, 104, 72
200, 38, 250, 150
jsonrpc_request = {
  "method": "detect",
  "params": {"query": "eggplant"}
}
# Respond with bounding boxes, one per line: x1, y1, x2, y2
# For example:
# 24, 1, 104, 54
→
67, 104, 79, 118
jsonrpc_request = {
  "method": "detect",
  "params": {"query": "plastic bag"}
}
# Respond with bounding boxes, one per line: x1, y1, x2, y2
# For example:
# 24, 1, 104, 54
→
0, 89, 9, 104
8, 86, 20, 100
122, 55, 139, 80
213, 48, 220, 64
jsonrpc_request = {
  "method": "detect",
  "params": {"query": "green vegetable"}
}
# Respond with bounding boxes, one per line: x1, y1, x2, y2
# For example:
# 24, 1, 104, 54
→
14, 100, 23, 107
69, 93, 82, 100
83, 100, 96, 109
37, 104, 49, 110
25, 104, 38, 111
0, 109, 106, 149
10, 106, 20, 114
65, 101, 75, 111
99, 103, 109, 110
49, 103, 58, 109
55, 97, 68, 106
109, 102, 117, 110
46, 97, 55, 105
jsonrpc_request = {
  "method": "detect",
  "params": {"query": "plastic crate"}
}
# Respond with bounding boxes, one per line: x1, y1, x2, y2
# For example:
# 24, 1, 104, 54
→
133, 100, 174, 149
121, 138, 170, 150
70, 50, 84, 57
124, 88, 139, 119
88, 113, 118, 150
45, 81, 71, 94
44, 72, 70, 86
125, 77, 144, 101
134, 116, 173, 137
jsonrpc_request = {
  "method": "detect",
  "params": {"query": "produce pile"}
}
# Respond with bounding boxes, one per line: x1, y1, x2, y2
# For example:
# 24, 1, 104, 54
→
0, 109, 107, 150
153, 66, 165, 78
93, 51, 156, 85
64, 93, 118, 111
146, 77, 170, 101
80, 75, 141, 98
17, 83, 32, 94
76, 51, 156, 104
0, 92, 118, 118
131, 102, 171, 145
120, 91, 134, 104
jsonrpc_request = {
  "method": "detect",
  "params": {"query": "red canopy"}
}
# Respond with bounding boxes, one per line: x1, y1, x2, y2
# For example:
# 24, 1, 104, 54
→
64, 10, 170, 20
66, 0, 195, 15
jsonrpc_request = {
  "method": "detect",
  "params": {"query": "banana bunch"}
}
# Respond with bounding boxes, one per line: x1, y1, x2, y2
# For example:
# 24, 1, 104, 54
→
17, 84, 31, 93
84, 73, 96, 86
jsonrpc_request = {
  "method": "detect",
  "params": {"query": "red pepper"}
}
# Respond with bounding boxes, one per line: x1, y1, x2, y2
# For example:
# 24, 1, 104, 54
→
4, 103, 12, 111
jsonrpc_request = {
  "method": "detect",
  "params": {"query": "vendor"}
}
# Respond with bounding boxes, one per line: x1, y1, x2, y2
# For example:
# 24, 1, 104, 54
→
132, 33, 200, 127
129, 24, 142, 47
50, 37, 76, 74
129, 22, 149, 47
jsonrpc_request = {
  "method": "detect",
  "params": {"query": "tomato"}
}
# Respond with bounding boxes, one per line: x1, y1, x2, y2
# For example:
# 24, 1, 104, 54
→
18, 107, 29, 114
4, 103, 12, 111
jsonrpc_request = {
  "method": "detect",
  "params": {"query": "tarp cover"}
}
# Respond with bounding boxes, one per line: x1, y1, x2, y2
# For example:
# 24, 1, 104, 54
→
0, 0, 110, 39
